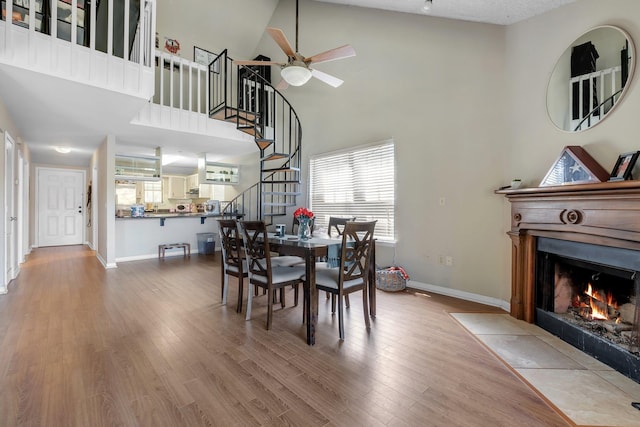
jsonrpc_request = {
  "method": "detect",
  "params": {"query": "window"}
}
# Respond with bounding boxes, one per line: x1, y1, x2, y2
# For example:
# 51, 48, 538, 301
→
144, 180, 163, 204
309, 140, 395, 241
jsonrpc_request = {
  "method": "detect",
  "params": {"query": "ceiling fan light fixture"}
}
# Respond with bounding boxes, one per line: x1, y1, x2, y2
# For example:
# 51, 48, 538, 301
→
422, 0, 433, 13
281, 64, 312, 86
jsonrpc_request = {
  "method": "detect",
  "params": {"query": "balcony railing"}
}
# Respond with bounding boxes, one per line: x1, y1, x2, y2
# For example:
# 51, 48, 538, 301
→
0, 0, 156, 97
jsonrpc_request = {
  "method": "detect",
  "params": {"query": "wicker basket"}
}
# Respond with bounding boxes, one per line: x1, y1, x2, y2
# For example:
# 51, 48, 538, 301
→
376, 267, 407, 292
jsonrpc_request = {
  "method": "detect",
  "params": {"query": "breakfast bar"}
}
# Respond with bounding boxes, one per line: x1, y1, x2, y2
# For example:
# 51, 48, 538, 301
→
114, 213, 231, 262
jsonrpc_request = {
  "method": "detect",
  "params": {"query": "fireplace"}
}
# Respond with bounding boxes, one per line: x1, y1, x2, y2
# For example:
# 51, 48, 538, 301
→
535, 237, 640, 381
500, 181, 640, 383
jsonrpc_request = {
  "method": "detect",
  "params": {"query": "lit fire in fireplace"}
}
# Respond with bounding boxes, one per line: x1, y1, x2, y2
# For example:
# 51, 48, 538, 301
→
581, 283, 619, 322
571, 283, 620, 322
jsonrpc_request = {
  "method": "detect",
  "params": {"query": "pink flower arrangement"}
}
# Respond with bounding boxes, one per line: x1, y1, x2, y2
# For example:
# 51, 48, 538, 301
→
294, 207, 314, 220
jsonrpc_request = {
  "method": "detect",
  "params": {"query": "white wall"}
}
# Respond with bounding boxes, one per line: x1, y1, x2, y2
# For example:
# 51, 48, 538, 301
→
96, 135, 117, 268
261, 0, 510, 301
155, 0, 279, 61
505, 0, 640, 183
0, 97, 28, 291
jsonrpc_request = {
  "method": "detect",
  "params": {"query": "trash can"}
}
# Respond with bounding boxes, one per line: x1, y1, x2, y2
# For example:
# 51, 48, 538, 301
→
197, 232, 216, 255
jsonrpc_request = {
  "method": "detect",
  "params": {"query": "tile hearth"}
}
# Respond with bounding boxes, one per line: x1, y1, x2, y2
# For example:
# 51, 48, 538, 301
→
451, 313, 640, 427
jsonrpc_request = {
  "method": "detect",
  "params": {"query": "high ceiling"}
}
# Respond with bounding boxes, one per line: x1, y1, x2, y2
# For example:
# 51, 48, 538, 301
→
3, 0, 577, 173
312, 0, 577, 25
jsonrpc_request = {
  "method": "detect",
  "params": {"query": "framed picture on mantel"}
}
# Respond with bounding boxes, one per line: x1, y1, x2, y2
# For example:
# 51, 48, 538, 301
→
609, 151, 640, 181
539, 146, 610, 187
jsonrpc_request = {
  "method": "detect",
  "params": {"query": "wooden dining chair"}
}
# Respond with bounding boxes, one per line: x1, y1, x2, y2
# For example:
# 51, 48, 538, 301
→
321, 216, 356, 306
240, 220, 306, 330
310, 220, 376, 340
218, 219, 247, 313
327, 216, 356, 237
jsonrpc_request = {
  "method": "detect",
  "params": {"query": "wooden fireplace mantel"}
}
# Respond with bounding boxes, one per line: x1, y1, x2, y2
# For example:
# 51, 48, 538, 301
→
498, 180, 640, 322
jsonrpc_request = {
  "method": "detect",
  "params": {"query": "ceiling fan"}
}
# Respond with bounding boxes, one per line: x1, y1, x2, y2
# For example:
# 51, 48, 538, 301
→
234, 0, 356, 89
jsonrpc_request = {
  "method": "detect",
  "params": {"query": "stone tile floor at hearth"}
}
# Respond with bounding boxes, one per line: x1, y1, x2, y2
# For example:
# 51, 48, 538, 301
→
451, 313, 640, 427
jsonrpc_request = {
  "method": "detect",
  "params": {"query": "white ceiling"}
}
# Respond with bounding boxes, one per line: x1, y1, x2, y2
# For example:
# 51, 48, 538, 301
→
3, 0, 578, 173
312, 0, 576, 25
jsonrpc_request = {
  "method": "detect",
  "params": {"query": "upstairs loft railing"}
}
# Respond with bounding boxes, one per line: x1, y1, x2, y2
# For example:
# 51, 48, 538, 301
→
570, 65, 624, 131
0, 0, 155, 95
151, 50, 209, 114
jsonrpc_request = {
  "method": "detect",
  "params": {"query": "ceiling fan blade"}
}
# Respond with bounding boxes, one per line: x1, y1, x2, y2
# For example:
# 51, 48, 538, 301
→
234, 60, 281, 66
266, 27, 296, 58
311, 69, 344, 88
276, 79, 289, 91
306, 45, 356, 65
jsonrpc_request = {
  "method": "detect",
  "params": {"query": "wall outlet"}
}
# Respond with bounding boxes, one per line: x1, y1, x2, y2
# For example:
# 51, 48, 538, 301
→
439, 197, 446, 206
438, 255, 445, 265
445, 256, 453, 266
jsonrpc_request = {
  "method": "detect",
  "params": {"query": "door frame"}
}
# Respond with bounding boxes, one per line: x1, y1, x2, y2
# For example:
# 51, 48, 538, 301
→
3, 132, 18, 292
34, 166, 86, 248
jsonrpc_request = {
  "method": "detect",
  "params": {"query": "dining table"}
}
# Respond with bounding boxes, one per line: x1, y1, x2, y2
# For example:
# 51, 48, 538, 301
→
266, 233, 377, 345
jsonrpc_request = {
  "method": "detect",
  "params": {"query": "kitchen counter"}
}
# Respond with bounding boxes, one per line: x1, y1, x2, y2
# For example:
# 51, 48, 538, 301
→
116, 212, 238, 219
116, 212, 242, 225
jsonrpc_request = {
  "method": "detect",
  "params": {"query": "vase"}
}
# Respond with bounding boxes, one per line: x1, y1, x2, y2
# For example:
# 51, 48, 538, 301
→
298, 218, 312, 240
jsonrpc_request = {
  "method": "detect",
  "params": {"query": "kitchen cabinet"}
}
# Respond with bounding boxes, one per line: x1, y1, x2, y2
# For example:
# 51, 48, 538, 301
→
165, 175, 186, 199
186, 173, 199, 191
198, 183, 214, 199
186, 172, 216, 199
136, 181, 144, 199
198, 161, 239, 185
115, 151, 162, 181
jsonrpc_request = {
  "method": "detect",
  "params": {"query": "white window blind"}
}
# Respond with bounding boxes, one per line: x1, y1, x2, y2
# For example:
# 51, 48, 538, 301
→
309, 140, 395, 241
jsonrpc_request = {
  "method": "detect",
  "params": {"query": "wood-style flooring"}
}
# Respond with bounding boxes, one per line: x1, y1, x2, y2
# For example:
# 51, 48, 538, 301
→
0, 246, 570, 426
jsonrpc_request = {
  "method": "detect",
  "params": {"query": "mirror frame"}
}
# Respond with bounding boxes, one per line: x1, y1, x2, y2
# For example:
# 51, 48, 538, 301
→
547, 25, 635, 133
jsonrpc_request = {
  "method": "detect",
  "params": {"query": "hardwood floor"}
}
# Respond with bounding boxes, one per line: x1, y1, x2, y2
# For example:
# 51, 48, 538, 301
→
0, 246, 570, 426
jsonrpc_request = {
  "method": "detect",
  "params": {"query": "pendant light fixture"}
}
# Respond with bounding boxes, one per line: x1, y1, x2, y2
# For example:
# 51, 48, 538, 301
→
422, 0, 433, 13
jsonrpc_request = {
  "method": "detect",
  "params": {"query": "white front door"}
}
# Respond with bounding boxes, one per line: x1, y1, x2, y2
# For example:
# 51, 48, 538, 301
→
4, 133, 18, 285
37, 168, 85, 247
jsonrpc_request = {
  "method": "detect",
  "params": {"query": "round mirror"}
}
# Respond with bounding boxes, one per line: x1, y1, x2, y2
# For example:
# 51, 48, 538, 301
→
547, 26, 635, 132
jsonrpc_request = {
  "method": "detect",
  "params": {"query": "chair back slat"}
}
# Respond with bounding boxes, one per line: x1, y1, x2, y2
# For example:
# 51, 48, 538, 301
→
327, 216, 356, 237
218, 219, 244, 271
239, 220, 271, 281
340, 221, 376, 286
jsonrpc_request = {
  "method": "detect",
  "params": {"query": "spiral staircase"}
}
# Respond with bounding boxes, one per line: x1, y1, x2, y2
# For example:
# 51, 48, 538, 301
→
208, 50, 302, 225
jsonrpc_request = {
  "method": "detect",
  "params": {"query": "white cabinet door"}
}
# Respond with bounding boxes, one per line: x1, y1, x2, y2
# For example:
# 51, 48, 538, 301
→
136, 181, 145, 200
187, 174, 199, 190
169, 176, 186, 198
199, 184, 212, 199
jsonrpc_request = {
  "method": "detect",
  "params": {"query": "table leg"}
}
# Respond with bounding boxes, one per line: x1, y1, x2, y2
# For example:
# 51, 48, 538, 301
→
305, 250, 317, 345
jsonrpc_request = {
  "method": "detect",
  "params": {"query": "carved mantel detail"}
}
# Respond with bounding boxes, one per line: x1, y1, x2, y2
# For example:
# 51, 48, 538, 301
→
498, 181, 640, 322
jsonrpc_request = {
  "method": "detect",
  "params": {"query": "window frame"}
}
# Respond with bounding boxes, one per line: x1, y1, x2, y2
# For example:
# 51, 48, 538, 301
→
309, 139, 395, 242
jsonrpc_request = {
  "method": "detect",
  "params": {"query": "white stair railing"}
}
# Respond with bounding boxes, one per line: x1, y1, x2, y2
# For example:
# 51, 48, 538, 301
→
570, 65, 622, 131
0, 0, 155, 97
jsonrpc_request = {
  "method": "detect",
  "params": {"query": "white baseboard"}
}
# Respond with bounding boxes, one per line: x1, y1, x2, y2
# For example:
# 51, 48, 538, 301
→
96, 252, 117, 269
407, 280, 510, 312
